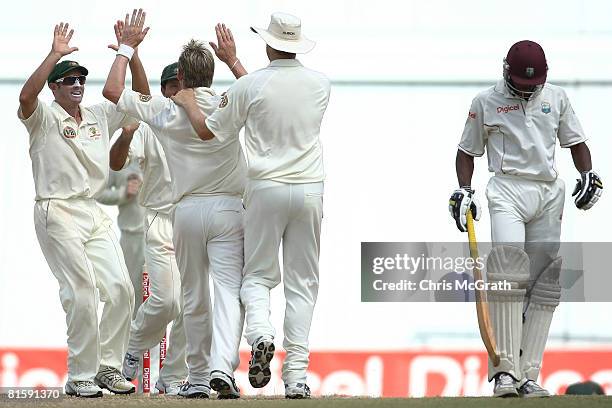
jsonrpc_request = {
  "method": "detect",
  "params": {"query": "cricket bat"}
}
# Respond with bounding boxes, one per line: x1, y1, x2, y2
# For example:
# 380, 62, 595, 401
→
466, 210, 500, 367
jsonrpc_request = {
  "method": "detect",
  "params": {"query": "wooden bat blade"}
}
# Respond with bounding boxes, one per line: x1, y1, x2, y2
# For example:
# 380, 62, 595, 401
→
466, 210, 501, 367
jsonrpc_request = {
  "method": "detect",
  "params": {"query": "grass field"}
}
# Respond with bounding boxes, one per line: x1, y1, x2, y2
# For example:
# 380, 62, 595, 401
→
0, 395, 610, 408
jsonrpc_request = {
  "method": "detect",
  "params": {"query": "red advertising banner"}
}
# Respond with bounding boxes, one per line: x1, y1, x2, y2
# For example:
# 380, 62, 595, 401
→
1, 348, 611, 396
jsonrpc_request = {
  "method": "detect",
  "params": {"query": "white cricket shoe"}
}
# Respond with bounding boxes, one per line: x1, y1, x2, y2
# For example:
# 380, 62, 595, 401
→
493, 373, 519, 398
65, 380, 103, 398
248, 336, 275, 388
518, 380, 551, 398
155, 379, 185, 396
285, 383, 311, 399
178, 382, 210, 398
121, 352, 140, 381
210, 370, 240, 399
94, 365, 135, 394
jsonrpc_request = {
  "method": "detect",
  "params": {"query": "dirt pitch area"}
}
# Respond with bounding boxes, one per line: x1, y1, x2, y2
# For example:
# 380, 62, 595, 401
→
0, 394, 610, 408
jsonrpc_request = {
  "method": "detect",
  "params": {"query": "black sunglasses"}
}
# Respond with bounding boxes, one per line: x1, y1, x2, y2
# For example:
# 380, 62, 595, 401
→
55, 75, 87, 85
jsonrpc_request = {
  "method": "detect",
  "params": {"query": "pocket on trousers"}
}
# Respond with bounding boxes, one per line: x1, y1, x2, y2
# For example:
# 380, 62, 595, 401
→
44, 200, 80, 240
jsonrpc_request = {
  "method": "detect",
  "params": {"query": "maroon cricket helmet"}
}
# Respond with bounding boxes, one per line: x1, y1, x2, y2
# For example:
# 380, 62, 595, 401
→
505, 40, 548, 87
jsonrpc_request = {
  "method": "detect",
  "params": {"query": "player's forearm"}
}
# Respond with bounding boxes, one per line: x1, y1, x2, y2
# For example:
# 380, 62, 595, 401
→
456, 149, 475, 187
570, 142, 592, 173
183, 103, 215, 141
19, 51, 62, 109
110, 132, 133, 171
103, 55, 129, 104
129, 51, 151, 95
228, 59, 247, 79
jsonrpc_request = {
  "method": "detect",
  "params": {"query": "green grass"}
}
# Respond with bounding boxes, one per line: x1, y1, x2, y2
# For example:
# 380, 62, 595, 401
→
0, 395, 610, 408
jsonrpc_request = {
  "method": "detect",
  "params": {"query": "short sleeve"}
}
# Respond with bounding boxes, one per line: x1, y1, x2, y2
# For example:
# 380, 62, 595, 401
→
558, 90, 587, 148
88, 101, 138, 137
205, 76, 251, 143
458, 96, 486, 157
18, 99, 53, 134
116, 89, 170, 129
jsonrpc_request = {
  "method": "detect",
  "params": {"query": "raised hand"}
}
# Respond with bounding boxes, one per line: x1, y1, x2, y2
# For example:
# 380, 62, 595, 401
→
52, 23, 78, 57
108, 20, 125, 51
209, 23, 237, 66
171, 88, 197, 107
120, 8, 150, 49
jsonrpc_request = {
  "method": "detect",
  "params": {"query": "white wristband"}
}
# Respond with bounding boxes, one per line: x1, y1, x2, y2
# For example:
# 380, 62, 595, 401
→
117, 44, 135, 61
230, 59, 239, 70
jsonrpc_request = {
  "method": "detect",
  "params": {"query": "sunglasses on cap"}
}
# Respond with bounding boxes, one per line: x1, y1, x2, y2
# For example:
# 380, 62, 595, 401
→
55, 75, 87, 85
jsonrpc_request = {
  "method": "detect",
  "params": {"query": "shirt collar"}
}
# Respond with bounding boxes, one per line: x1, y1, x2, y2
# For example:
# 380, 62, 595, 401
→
194, 87, 217, 98
51, 101, 97, 125
268, 58, 303, 68
494, 79, 514, 98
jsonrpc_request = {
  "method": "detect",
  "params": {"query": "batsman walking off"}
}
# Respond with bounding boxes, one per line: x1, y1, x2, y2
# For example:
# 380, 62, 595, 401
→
175, 12, 331, 399
449, 40, 603, 397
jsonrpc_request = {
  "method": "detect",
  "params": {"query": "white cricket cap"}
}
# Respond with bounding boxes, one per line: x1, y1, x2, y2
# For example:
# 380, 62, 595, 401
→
250, 12, 315, 54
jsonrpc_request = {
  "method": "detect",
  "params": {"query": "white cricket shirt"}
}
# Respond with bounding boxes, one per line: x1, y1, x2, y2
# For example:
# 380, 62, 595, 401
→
124, 123, 174, 214
116, 88, 246, 203
18, 100, 134, 200
206, 59, 331, 183
459, 80, 587, 181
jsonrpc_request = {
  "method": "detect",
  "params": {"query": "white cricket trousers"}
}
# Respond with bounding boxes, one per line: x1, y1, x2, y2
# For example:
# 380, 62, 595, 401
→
119, 230, 145, 318
34, 198, 134, 382
172, 195, 244, 384
485, 175, 565, 380
240, 180, 324, 385
487, 175, 565, 272
127, 210, 187, 384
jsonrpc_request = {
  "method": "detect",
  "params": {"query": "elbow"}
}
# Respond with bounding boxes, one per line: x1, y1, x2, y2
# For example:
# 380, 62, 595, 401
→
19, 90, 34, 106
198, 128, 215, 141
109, 160, 122, 172
102, 85, 122, 105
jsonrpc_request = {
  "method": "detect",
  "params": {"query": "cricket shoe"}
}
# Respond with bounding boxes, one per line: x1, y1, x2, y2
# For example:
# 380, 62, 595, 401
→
65, 380, 103, 398
178, 382, 211, 398
493, 372, 519, 397
155, 379, 185, 396
94, 365, 136, 394
121, 351, 140, 381
210, 370, 240, 399
248, 336, 275, 388
518, 380, 551, 398
285, 383, 311, 399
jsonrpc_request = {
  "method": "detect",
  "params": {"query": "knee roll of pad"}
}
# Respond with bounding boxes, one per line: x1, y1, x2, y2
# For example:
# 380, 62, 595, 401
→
529, 257, 562, 307
486, 245, 531, 290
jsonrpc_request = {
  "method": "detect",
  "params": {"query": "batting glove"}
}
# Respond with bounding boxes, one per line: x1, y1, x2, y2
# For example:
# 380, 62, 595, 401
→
449, 187, 481, 232
572, 170, 603, 210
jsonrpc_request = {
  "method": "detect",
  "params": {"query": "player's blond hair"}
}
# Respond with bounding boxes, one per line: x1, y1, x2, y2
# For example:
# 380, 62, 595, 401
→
178, 39, 215, 88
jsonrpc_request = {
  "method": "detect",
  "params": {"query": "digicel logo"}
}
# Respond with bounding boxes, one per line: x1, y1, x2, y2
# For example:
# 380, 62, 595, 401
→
497, 104, 520, 114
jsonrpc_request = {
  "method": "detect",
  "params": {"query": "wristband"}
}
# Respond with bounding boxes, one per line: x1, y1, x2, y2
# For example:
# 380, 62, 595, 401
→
230, 59, 240, 70
117, 44, 135, 61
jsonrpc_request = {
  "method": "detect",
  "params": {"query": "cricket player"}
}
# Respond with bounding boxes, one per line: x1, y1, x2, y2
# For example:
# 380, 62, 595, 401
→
102, 10, 248, 399
17, 21, 150, 397
449, 40, 603, 397
96, 162, 145, 316
109, 63, 187, 395
173, 12, 331, 399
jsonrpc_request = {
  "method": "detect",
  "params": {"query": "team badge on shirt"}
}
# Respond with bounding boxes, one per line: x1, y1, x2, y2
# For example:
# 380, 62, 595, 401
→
219, 93, 228, 108
139, 93, 152, 102
88, 126, 101, 139
541, 102, 551, 114
63, 126, 77, 139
